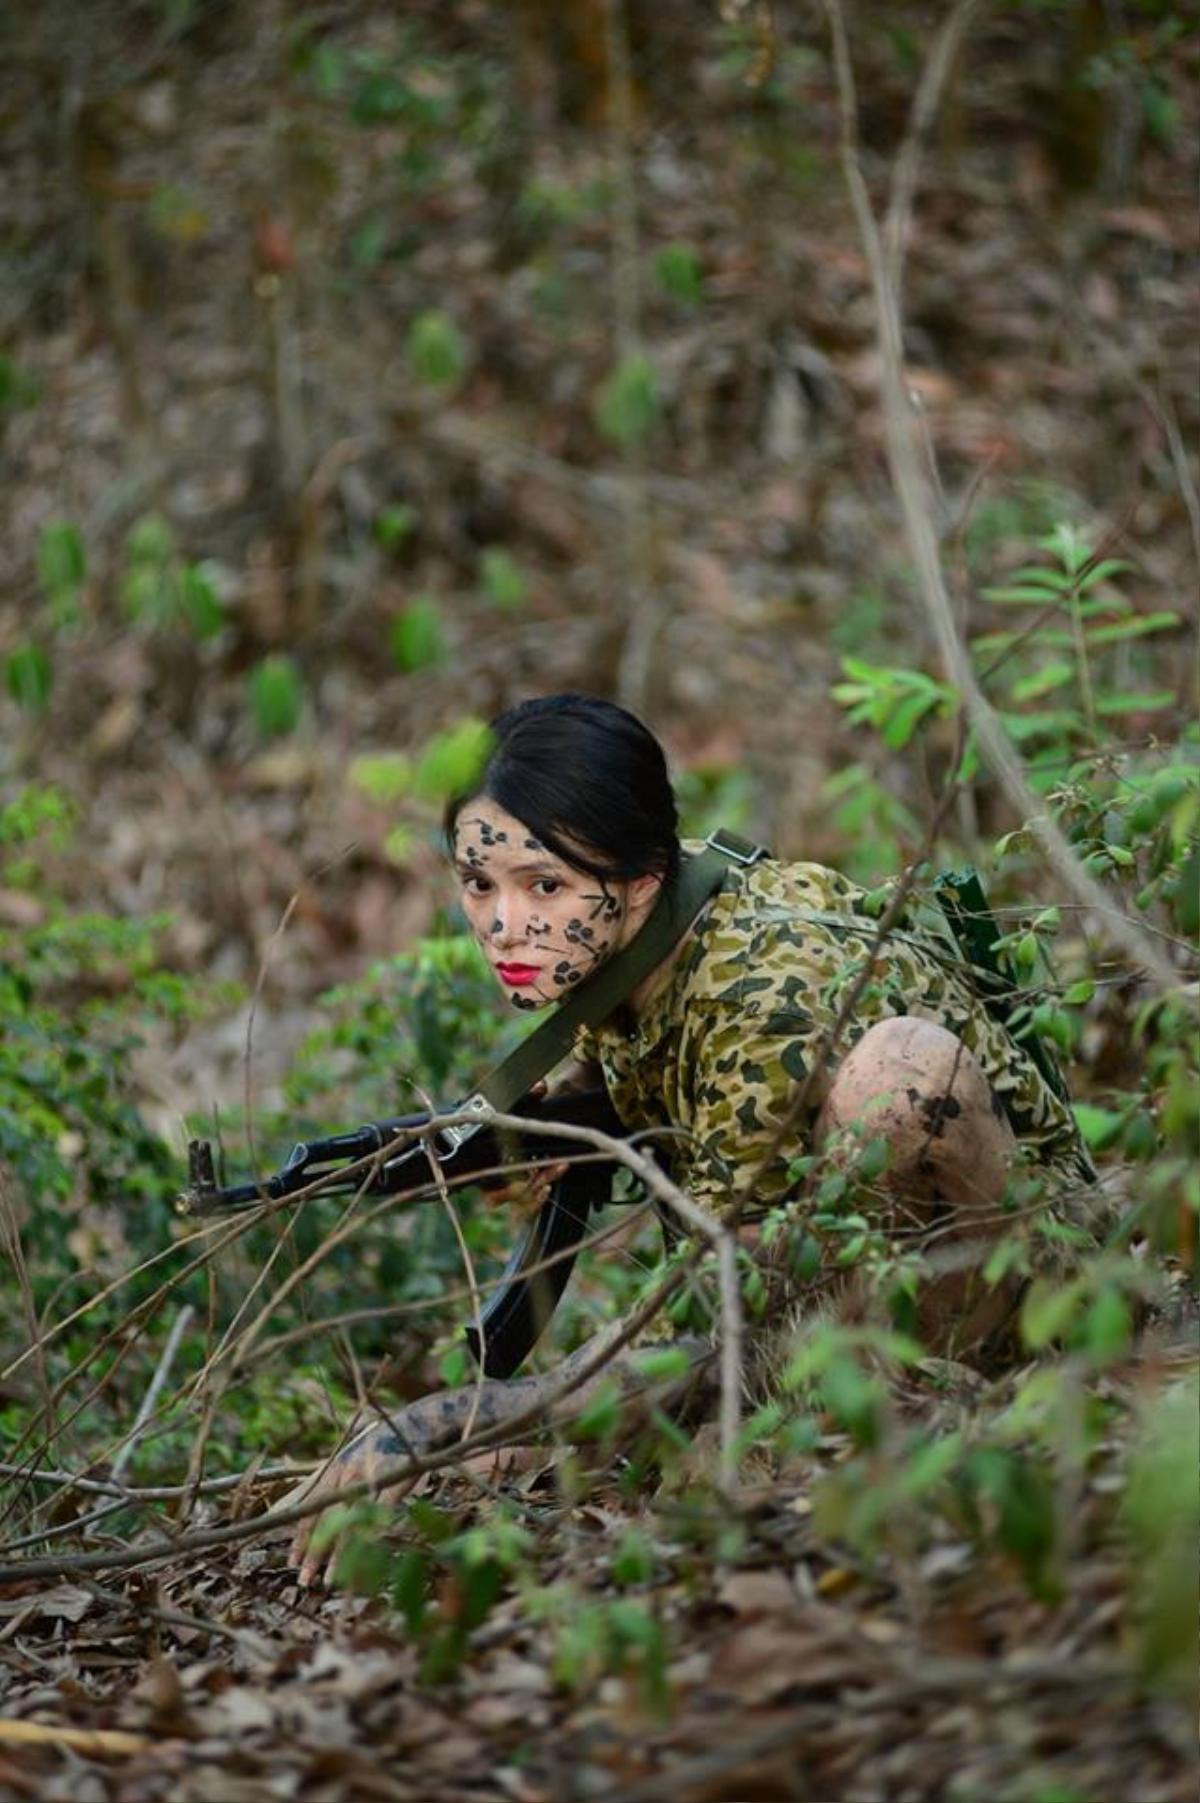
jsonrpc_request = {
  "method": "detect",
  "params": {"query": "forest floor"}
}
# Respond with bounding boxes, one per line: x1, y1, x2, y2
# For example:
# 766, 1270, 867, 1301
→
0, 4, 1197, 1799
0, 1351, 1194, 1803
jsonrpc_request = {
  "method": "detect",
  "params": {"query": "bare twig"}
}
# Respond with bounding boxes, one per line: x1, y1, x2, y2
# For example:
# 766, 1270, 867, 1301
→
882, 0, 982, 303
421, 1134, 489, 1445
110, 1305, 193, 1483
604, 0, 662, 713
0, 1461, 306, 1501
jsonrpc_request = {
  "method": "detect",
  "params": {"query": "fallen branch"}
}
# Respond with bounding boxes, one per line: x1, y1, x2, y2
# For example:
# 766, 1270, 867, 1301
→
0, 1719, 148, 1757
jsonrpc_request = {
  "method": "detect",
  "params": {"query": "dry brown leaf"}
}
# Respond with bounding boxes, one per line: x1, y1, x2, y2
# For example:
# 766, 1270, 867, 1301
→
716, 1568, 798, 1616
0, 1585, 93, 1625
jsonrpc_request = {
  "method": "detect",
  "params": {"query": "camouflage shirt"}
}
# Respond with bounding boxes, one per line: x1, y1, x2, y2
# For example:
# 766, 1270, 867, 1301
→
578, 850, 1087, 1215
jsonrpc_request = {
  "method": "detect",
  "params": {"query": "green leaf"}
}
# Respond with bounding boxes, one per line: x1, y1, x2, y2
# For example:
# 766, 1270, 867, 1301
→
390, 596, 445, 672
179, 563, 224, 639
1021, 1277, 1083, 1350
611, 1530, 654, 1586
788, 1230, 822, 1283
1085, 611, 1180, 647
899, 1431, 963, 1498
332, 1533, 393, 1596
1171, 844, 1199, 938
384, 825, 415, 865
405, 1498, 458, 1545
1142, 78, 1178, 147
653, 242, 703, 306
982, 580, 1067, 606
970, 1446, 1060, 1599
437, 1340, 470, 1386
121, 562, 176, 628
1122, 1109, 1158, 1161
1014, 931, 1040, 973
631, 1346, 693, 1384
5, 643, 53, 711
405, 311, 468, 389
574, 1379, 622, 1441
856, 1135, 891, 1181
1062, 979, 1094, 1005
36, 521, 87, 624
248, 655, 304, 738
1095, 690, 1174, 716
1010, 661, 1075, 703
881, 689, 939, 749
0, 354, 39, 413
412, 718, 494, 801
390, 1548, 429, 1634
479, 547, 528, 610
349, 752, 413, 804
1123, 1372, 1199, 1691
821, 1353, 884, 1448
594, 353, 660, 448
126, 512, 174, 565
1082, 1286, 1131, 1361
375, 503, 418, 548
1078, 557, 1133, 586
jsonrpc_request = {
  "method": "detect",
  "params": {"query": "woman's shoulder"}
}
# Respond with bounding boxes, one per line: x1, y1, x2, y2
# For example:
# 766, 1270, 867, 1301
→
683, 840, 867, 917
673, 845, 870, 1009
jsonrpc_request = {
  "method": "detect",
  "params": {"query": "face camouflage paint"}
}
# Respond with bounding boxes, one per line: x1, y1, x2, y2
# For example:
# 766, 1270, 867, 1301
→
452, 799, 638, 1010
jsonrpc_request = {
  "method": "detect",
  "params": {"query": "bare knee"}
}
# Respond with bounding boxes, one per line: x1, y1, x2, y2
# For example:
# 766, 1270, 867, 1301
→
817, 1017, 1015, 1211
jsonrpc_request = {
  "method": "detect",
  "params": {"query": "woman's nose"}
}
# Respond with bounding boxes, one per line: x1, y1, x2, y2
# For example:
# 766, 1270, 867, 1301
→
490, 893, 531, 944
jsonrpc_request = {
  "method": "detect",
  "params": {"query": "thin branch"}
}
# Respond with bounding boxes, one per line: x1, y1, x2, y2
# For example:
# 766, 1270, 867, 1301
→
110, 1304, 193, 1483
604, 0, 662, 713
0, 1461, 306, 1501
883, 0, 982, 302
421, 1133, 488, 1445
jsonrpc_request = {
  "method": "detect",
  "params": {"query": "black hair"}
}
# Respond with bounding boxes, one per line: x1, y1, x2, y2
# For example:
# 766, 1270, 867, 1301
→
445, 693, 681, 886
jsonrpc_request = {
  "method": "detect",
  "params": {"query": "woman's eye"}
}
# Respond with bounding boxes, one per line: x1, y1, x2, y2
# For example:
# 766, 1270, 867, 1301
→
533, 878, 562, 897
462, 875, 492, 897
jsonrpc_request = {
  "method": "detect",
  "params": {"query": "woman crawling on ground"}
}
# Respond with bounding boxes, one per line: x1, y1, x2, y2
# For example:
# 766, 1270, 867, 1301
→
286, 693, 1092, 1582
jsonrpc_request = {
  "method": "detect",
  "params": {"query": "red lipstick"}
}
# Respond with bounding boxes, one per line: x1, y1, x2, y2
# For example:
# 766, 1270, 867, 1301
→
497, 963, 540, 986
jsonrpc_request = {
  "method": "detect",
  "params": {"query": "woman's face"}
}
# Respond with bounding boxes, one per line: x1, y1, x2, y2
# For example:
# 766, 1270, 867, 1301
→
452, 798, 655, 1011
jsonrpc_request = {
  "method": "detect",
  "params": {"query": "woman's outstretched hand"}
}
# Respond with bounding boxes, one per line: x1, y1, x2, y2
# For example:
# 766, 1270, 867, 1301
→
282, 1421, 415, 1589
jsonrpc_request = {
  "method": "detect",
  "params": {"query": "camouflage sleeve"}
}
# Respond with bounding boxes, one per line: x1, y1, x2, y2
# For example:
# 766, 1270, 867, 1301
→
671, 1003, 817, 1215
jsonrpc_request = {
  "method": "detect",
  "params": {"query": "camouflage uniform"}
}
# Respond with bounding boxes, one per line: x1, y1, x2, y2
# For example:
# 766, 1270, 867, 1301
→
578, 849, 1089, 1217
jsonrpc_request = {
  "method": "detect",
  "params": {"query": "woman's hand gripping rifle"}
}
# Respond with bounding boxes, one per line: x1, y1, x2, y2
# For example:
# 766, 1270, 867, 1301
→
176, 1087, 635, 1377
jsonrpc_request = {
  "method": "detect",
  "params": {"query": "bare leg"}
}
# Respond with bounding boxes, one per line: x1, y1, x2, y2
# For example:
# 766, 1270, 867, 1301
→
816, 1016, 1020, 1353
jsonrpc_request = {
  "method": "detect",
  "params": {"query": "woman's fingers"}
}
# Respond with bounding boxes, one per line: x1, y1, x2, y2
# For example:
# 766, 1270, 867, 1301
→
284, 1433, 369, 1581
481, 1160, 570, 1214
286, 1465, 343, 1579
285, 1426, 417, 1588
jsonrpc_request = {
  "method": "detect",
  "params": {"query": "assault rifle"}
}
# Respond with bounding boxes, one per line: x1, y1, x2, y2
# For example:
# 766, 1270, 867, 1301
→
178, 1086, 654, 1380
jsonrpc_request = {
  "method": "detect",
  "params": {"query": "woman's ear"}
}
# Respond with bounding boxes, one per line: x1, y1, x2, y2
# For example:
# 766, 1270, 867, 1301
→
627, 871, 663, 915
